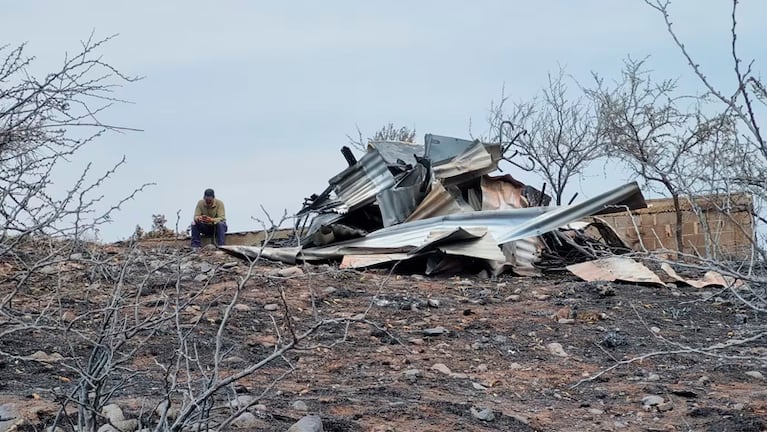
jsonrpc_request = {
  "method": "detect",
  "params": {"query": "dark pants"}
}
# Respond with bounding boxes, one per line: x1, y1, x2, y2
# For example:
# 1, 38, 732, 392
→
191, 221, 227, 247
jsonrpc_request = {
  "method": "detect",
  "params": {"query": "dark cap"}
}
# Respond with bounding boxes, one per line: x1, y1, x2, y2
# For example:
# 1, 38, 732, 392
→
204, 188, 215, 198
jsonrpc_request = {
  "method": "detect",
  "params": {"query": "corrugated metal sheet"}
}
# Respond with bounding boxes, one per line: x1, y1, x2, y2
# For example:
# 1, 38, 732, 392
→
331, 148, 396, 211
432, 142, 501, 184
377, 164, 428, 227
223, 207, 553, 263
424, 134, 477, 164
496, 182, 645, 244
481, 175, 528, 210
340, 253, 411, 269
368, 140, 425, 167
406, 182, 473, 222
500, 237, 542, 276
302, 149, 395, 214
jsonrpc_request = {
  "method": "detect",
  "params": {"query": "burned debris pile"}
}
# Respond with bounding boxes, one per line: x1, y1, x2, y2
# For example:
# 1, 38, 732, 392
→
223, 134, 646, 275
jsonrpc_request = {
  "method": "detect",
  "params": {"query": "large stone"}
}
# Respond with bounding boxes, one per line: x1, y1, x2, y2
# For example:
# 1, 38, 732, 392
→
287, 414, 324, 432
547, 343, 569, 357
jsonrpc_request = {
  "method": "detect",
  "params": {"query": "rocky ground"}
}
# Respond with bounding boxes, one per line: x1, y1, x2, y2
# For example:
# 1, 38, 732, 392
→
1, 242, 766, 431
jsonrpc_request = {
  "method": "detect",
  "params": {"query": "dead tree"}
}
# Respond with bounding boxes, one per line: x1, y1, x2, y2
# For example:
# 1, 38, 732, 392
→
490, 68, 604, 205
346, 122, 417, 153
0, 34, 148, 254
640, 0, 766, 315
588, 57, 732, 253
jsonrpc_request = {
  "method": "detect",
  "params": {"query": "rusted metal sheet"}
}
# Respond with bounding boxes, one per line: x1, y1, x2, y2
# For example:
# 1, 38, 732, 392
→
660, 263, 738, 288
481, 174, 527, 210
567, 257, 666, 286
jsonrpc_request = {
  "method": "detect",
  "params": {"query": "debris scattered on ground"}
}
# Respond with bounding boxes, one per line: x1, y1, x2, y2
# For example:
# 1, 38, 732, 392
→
222, 134, 646, 276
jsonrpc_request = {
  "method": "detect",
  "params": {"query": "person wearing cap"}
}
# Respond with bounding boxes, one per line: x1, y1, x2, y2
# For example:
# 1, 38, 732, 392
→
191, 188, 227, 247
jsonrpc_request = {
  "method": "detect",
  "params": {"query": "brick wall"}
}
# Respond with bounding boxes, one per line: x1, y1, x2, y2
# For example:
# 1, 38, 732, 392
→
599, 194, 754, 258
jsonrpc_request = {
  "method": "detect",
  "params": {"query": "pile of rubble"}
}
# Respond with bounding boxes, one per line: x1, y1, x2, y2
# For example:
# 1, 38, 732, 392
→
223, 134, 646, 275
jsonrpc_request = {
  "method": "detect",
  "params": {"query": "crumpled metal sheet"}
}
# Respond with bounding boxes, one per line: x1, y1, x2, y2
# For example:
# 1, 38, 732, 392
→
432, 141, 502, 185
481, 174, 528, 210
496, 181, 645, 244
302, 148, 395, 215
424, 134, 478, 164
406, 182, 473, 222
368, 140, 424, 167
378, 163, 428, 227
567, 257, 666, 286
660, 263, 740, 288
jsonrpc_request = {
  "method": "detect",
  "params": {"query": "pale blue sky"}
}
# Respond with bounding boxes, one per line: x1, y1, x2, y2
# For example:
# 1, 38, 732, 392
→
2, 1, 764, 241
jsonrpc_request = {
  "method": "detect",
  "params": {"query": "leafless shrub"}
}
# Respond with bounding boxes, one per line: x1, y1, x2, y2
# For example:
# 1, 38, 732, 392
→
587, 57, 735, 253
489, 67, 605, 205
347, 122, 417, 153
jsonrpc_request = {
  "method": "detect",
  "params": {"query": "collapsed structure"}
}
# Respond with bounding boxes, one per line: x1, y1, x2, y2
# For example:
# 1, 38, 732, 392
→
223, 134, 646, 275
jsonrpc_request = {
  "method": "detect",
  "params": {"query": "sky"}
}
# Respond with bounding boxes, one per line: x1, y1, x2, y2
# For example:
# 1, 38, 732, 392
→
2, 1, 765, 242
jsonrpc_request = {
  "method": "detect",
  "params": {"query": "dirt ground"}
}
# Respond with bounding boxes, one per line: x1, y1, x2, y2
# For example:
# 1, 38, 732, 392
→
1, 243, 766, 431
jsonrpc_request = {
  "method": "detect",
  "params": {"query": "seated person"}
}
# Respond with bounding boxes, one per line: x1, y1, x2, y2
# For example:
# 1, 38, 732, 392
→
191, 188, 227, 247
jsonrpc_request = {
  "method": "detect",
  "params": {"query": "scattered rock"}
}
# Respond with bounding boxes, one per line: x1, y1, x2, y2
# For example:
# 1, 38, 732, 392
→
287, 414, 324, 432
423, 326, 447, 336
322, 287, 338, 296
745, 371, 764, 380
278, 267, 305, 277
641, 395, 664, 408
552, 305, 576, 321
408, 338, 424, 345
29, 351, 64, 363
102, 404, 125, 422
534, 294, 550, 301
292, 400, 309, 411
404, 369, 421, 383
229, 395, 255, 409
600, 331, 627, 348
547, 342, 569, 357
193, 274, 208, 282
734, 314, 748, 324
264, 303, 280, 312
431, 363, 452, 375
588, 408, 604, 415
505, 295, 521, 302
657, 402, 674, 412
469, 406, 495, 421
155, 401, 179, 419
472, 382, 487, 390
233, 303, 251, 312
427, 298, 440, 308
231, 412, 259, 429
557, 318, 575, 324
650, 326, 661, 334
697, 376, 711, 385
647, 373, 660, 382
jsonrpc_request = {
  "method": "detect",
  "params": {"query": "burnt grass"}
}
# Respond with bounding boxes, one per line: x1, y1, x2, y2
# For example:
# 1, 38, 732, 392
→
1, 245, 766, 431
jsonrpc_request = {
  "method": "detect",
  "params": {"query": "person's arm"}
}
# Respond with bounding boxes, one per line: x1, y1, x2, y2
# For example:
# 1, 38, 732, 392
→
213, 200, 226, 223
194, 200, 204, 223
